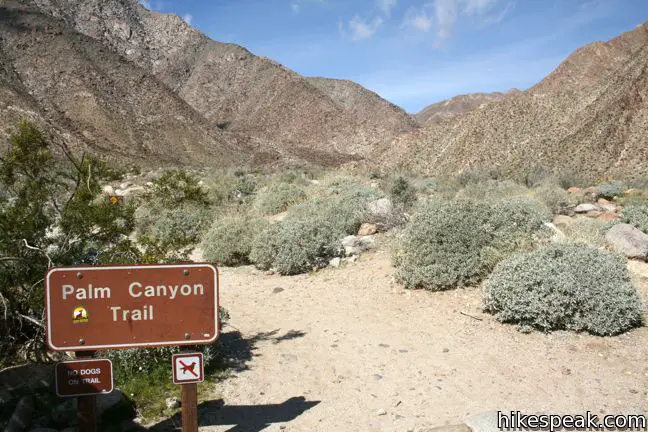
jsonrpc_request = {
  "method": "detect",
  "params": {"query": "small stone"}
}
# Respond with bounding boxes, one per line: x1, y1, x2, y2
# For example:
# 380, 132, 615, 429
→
584, 211, 602, 218
443, 348, 449, 353
329, 257, 341, 268
567, 187, 582, 194
272, 287, 284, 294
373, 374, 383, 380
165, 397, 180, 410
376, 408, 387, 416
280, 426, 287, 430
552, 215, 573, 228
598, 198, 611, 205
625, 189, 643, 196
598, 213, 619, 222
358, 223, 378, 236
574, 203, 599, 213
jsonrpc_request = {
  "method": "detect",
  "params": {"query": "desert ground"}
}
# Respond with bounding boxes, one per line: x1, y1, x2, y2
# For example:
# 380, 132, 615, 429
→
152, 243, 648, 432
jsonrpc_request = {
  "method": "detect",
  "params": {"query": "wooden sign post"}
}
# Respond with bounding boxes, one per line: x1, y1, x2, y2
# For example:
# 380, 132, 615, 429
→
45, 263, 219, 431
75, 351, 98, 432
172, 352, 204, 432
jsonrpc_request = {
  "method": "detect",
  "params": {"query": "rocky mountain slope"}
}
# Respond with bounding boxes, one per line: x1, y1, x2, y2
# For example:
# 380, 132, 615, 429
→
378, 22, 648, 182
0, 1, 260, 167
14, 0, 417, 165
415, 90, 520, 125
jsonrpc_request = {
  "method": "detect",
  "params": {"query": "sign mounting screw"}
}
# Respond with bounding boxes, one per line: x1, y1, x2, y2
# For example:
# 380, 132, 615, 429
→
79, 338, 85, 345
183, 269, 189, 276
76, 272, 83, 279
184, 332, 190, 340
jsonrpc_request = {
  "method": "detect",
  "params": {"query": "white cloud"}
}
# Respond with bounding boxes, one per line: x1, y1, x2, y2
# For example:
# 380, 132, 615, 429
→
403, 7, 433, 32
182, 13, 193, 24
291, 2, 300, 13
348, 15, 384, 41
435, 0, 459, 40
462, 0, 498, 15
376, 0, 398, 16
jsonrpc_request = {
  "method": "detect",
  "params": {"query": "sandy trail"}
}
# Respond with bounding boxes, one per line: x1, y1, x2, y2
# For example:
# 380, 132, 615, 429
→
167, 244, 648, 432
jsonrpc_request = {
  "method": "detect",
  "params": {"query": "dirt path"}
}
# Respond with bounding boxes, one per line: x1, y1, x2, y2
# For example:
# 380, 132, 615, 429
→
183, 243, 648, 432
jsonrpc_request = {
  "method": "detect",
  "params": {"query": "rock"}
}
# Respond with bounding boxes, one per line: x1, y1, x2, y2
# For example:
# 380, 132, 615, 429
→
341, 235, 359, 248
463, 411, 501, 432
598, 198, 611, 205
120, 182, 133, 190
599, 203, 618, 213
552, 215, 573, 229
53, 390, 135, 426
376, 408, 387, 416
367, 198, 393, 222
341, 235, 375, 256
359, 236, 376, 250
272, 287, 284, 294
358, 223, 378, 236
574, 203, 599, 213
625, 188, 643, 196
584, 211, 602, 218
583, 186, 599, 197
329, 257, 341, 268
567, 187, 582, 194
6, 396, 34, 432
102, 185, 115, 195
605, 224, 648, 259
598, 213, 619, 222
165, 397, 180, 410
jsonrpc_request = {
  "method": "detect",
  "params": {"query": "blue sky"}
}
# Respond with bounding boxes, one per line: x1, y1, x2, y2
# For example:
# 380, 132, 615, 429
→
140, 0, 648, 113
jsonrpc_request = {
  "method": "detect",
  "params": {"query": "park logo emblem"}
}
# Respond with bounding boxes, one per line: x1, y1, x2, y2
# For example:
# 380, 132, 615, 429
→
72, 306, 88, 324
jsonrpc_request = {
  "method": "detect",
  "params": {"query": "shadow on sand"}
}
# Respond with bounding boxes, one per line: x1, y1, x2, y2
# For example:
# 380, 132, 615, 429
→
148, 396, 320, 432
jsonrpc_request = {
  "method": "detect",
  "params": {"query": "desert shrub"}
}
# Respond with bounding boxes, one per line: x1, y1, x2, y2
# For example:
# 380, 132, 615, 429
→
455, 179, 528, 201
617, 194, 648, 207
256, 183, 307, 215
202, 216, 268, 266
249, 223, 282, 271
135, 202, 211, 260
250, 181, 377, 275
0, 121, 138, 360
621, 205, 648, 234
205, 170, 257, 206
596, 181, 626, 200
483, 244, 643, 335
135, 170, 213, 260
532, 182, 570, 214
562, 217, 610, 248
393, 198, 549, 290
388, 175, 418, 209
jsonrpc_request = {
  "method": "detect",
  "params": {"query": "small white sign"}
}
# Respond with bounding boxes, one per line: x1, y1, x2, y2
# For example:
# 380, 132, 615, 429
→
172, 352, 204, 384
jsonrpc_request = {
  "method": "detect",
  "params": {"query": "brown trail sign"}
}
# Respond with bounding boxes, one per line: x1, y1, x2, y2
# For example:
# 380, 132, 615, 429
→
45, 263, 219, 351
55, 359, 113, 397
45, 263, 219, 432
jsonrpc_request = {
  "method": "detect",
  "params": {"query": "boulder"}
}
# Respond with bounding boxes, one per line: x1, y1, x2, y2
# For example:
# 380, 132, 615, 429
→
599, 203, 618, 213
598, 213, 619, 222
544, 222, 566, 243
625, 188, 643, 196
574, 203, 598, 213
584, 211, 602, 218
605, 224, 648, 260
329, 257, 341, 268
598, 198, 611, 205
340, 235, 376, 256
52, 390, 135, 427
357, 223, 378, 236
165, 397, 180, 410
552, 215, 573, 229
121, 186, 145, 196
567, 187, 582, 194
366, 198, 393, 222
463, 411, 501, 432
101, 185, 115, 195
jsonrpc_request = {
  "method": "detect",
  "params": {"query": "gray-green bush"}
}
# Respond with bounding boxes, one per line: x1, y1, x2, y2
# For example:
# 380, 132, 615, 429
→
596, 181, 625, 200
256, 183, 307, 215
621, 205, 648, 234
483, 244, 643, 335
202, 216, 267, 266
455, 179, 528, 201
393, 198, 550, 290
250, 178, 379, 275
532, 182, 570, 214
